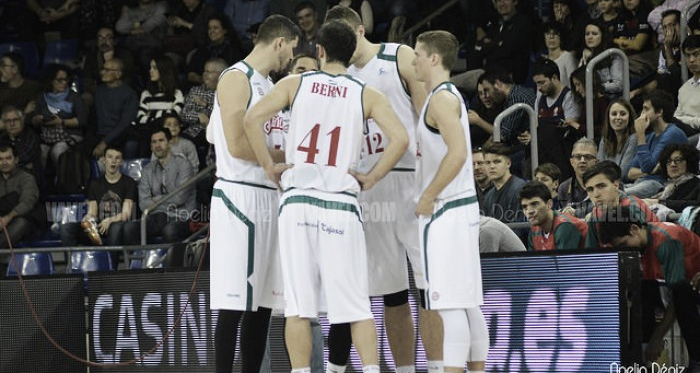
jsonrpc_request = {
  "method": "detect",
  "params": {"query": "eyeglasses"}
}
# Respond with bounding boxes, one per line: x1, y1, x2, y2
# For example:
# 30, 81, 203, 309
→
571, 154, 596, 161
666, 157, 686, 165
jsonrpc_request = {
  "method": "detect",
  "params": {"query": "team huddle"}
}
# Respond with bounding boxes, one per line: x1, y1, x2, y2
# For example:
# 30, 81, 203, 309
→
207, 7, 487, 373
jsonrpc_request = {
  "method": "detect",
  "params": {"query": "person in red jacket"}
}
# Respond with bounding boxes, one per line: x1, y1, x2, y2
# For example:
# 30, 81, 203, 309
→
519, 180, 587, 250
598, 204, 700, 368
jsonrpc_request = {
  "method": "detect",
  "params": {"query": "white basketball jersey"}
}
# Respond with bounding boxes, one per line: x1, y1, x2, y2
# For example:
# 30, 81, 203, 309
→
280, 72, 366, 194
207, 61, 285, 186
416, 82, 477, 200
348, 43, 417, 173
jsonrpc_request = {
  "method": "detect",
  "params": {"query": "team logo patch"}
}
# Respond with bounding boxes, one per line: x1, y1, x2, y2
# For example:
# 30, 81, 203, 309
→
431, 291, 440, 301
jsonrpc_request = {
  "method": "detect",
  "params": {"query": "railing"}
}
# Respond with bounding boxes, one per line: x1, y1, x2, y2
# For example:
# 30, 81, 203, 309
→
681, 0, 700, 82
140, 163, 215, 245
585, 48, 630, 140
398, 0, 460, 43
492, 103, 539, 176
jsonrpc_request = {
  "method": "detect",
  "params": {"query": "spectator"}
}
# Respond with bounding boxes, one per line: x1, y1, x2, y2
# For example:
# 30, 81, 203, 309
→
81, 27, 136, 106
532, 58, 582, 181
166, 0, 219, 52
0, 53, 40, 116
25, 0, 80, 40
551, 0, 589, 52
467, 80, 499, 149
60, 145, 136, 265
288, 52, 318, 74
534, 162, 562, 209
84, 58, 139, 160
520, 180, 588, 250
0, 143, 43, 249
595, 0, 622, 34
541, 22, 578, 87
482, 142, 527, 223
327, 0, 373, 35
558, 137, 598, 218
570, 65, 610, 141
269, 0, 327, 25
473, 148, 492, 206
293, 1, 320, 56
123, 127, 195, 267
598, 99, 638, 178
596, 204, 700, 370
157, 113, 199, 172
478, 216, 526, 253
582, 160, 659, 248
224, 0, 272, 52
127, 56, 184, 158
674, 35, 700, 132
30, 64, 87, 171
79, 0, 123, 39
186, 14, 244, 86
626, 90, 687, 198
115, 0, 169, 76
646, 0, 698, 45
181, 58, 227, 148
644, 143, 700, 212
578, 20, 624, 97
614, 0, 656, 79
1, 106, 41, 177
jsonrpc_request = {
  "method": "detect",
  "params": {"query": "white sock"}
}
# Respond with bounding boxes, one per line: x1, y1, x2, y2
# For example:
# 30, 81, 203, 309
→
396, 366, 415, 373
427, 360, 444, 373
362, 365, 380, 373
292, 368, 311, 373
326, 363, 346, 373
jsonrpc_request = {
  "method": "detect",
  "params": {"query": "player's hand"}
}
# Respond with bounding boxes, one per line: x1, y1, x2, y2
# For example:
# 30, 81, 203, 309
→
348, 170, 377, 191
415, 195, 435, 217
691, 271, 700, 293
265, 163, 293, 189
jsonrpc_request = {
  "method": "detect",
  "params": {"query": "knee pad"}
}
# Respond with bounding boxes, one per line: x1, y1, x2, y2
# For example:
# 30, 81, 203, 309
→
466, 307, 489, 361
383, 289, 409, 307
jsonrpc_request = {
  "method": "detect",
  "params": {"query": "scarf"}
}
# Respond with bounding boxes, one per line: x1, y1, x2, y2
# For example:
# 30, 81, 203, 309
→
44, 90, 73, 114
655, 173, 696, 201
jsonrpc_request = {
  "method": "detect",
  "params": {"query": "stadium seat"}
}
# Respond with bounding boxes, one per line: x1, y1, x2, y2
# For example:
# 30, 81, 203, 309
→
92, 158, 151, 182
68, 251, 113, 273
0, 41, 40, 78
129, 248, 168, 270
42, 39, 80, 69
6, 253, 56, 276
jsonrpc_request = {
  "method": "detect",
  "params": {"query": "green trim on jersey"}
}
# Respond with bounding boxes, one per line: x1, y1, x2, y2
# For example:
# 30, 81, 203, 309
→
212, 188, 256, 310
278, 195, 362, 223
239, 60, 255, 79
422, 195, 478, 309
377, 43, 397, 62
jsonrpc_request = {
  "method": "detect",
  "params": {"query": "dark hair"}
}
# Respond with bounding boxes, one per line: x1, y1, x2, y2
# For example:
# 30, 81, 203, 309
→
542, 21, 565, 37
519, 181, 553, 202
582, 160, 621, 185
295, 1, 316, 14
534, 163, 562, 183
661, 9, 681, 23
550, 0, 582, 22
207, 13, 234, 43
479, 69, 514, 86
41, 63, 72, 93
1, 52, 25, 75
256, 15, 301, 45
482, 142, 512, 157
104, 144, 124, 156
596, 205, 645, 245
325, 5, 363, 28
581, 20, 614, 65
148, 56, 178, 100
570, 65, 604, 101
682, 34, 700, 53
0, 142, 17, 157
290, 53, 319, 71
151, 126, 172, 141
658, 143, 700, 176
601, 99, 636, 157
317, 21, 357, 67
531, 57, 560, 80
643, 90, 675, 123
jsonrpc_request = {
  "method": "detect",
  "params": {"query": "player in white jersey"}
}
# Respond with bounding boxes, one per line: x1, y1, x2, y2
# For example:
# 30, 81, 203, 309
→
207, 15, 299, 373
413, 30, 489, 373
324, 6, 444, 373
243, 21, 408, 373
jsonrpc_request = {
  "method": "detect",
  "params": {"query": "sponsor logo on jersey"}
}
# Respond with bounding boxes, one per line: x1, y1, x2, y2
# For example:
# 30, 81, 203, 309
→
264, 114, 289, 134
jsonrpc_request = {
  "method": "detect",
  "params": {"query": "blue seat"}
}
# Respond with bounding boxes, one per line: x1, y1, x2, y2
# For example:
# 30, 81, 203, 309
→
42, 39, 80, 69
68, 251, 114, 273
0, 41, 40, 77
6, 253, 56, 276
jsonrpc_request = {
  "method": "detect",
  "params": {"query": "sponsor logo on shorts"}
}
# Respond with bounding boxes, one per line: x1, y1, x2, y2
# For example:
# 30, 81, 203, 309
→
296, 221, 345, 235
431, 291, 440, 301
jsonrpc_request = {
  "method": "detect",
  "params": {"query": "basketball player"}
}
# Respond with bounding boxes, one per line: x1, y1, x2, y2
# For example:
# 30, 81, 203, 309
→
413, 30, 489, 373
207, 15, 299, 373
243, 20, 409, 373
324, 6, 442, 373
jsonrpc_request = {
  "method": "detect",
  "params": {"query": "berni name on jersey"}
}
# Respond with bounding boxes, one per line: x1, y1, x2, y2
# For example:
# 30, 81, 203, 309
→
311, 82, 348, 98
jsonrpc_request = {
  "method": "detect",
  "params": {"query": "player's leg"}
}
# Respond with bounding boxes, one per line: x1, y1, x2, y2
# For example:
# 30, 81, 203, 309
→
286, 316, 314, 371
241, 307, 273, 373
418, 292, 444, 373
215, 309, 244, 373
327, 323, 352, 373
384, 290, 416, 373
466, 307, 489, 373
439, 309, 470, 373
350, 318, 380, 372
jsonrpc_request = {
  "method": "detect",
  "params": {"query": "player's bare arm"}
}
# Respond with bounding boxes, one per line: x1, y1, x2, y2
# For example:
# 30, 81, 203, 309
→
218, 70, 256, 162
416, 90, 467, 216
354, 87, 409, 190
397, 45, 428, 115
243, 75, 300, 185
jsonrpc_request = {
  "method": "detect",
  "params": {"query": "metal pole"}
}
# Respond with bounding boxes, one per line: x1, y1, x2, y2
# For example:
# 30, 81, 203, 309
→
585, 48, 629, 140
399, 0, 460, 41
493, 103, 539, 176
